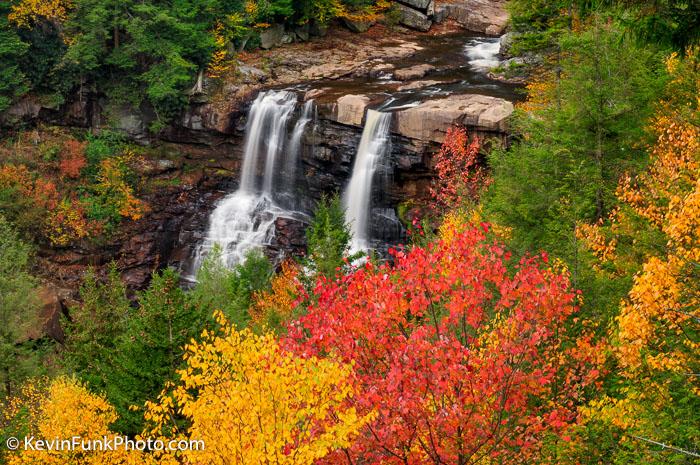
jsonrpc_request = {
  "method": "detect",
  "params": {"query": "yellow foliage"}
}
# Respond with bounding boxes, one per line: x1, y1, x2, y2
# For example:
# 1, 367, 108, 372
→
95, 152, 146, 221
575, 220, 617, 264
46, 198, 92, 246
144, 312, 373, 465
5, 377, 151, 465
517, 71, 557, 113
8, 0, 72, 27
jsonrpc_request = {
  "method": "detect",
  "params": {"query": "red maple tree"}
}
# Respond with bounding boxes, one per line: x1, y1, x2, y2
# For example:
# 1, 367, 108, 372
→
286, 223, 601, 465
430, 126, 488, 212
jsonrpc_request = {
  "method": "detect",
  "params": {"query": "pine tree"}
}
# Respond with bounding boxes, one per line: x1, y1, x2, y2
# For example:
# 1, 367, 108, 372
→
63, 263, 131, 391
305, 194, 352, 278
0, 10, 28, 112
0, 216, 40, 398
106, 268, 206, 434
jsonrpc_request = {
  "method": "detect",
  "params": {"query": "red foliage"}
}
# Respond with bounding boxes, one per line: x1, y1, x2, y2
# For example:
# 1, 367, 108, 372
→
0, 164, 59, 210
430, 126, 488, 212
286, 224, 600, 465
59, 139, 87, 179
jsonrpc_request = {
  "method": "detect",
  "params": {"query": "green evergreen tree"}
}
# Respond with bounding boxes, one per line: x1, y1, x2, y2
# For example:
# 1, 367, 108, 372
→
106, 267, 207, 434
0, 215, 40, 398
484, 18, 667, 321
0, 9, 28, 112
190, 246, 273, 328
305, 194, 352, 278
62, 263, 131, 390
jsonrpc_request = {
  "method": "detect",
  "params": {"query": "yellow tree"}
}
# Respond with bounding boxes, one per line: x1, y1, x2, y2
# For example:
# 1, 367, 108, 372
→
4, 377, 151, 465
573, 48, 699, 463
144, 311, 373, 465
8, 0, 72, 27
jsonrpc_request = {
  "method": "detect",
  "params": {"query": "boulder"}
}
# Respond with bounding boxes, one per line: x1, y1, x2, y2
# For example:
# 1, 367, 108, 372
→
260, 24, 285, 49
309, 21, 328, 37
444, 0, 508, 35
112, 104, 151, 142
294, 24, 310, 41
397, 0, 432, 11
272, 217, 308, 254
394, 63, 436, 81
336, 94, 370, 126
499, 32, 516, 56
394, 94, 514, 142
342, 18, 374, 33
395, 3, 432, 32
34, 285, 68, 343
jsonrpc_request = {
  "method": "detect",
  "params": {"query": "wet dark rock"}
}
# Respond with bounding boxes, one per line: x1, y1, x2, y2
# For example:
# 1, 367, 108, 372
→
260, 24, 286, 49
272, 217, 309, 257
395, 3, 432, 32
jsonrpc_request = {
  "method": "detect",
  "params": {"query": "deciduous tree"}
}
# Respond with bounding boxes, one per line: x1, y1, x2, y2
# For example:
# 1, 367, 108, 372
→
287, 220, 601, 465
144, 311, 372, 465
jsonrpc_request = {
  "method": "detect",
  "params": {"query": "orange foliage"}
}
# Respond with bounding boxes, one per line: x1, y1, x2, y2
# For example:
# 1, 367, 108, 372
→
0, 164, 59, 210
46, 198, 100, 246
517, 71, 556, 113
59, 139, 87, 179
583, 49, 700, 375
250, 260, 302, 326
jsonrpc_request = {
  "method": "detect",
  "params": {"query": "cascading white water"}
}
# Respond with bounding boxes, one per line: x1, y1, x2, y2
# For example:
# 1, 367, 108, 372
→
280, 100, 314, 209
343, 109, 392, 255
191, 90, 306, 271
464, 38, 501, 71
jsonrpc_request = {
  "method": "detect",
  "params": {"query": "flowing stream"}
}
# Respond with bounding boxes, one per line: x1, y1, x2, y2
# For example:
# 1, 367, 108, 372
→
343, 110, 392, 254
191, 91, 309, 272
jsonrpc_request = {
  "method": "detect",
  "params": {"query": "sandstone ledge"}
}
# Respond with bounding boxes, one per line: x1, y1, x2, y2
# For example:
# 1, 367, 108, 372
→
329, 93, 514, 142
394, 94, 513, 142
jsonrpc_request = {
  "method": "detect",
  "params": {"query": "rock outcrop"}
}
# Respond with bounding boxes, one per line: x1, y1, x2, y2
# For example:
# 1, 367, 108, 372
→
260, 24, 286, 49
327, 93, 514, 143
395, 3, 433, 32
394, 64, 436, 81
336, 94, 371, 126
394, 94, 513, 142
443, 0, 509, 35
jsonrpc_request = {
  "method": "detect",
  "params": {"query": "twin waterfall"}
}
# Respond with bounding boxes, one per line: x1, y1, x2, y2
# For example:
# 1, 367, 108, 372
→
343, 110, 392, 254
193, 90, 391, 272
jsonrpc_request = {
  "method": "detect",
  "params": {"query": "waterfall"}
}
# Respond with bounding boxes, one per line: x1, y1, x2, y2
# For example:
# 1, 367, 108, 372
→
279, 99, 314, 209
191, 90, 307, 271
343, 110, 392, 254
464, 38, 501, 71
